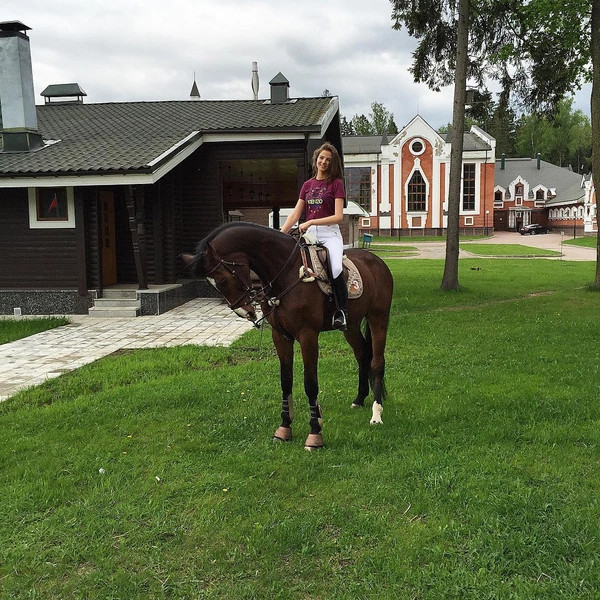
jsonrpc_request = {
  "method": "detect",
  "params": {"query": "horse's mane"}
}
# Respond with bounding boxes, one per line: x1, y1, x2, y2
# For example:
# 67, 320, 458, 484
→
190, 222, 288, 277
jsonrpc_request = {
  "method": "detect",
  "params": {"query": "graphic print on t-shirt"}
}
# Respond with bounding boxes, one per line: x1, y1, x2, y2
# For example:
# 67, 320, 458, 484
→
300, 178, 345, 221
305, 183, 327, 220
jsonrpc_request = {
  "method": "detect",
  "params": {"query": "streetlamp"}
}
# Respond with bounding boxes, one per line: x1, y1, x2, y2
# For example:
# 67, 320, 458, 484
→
485, 210, 490, 236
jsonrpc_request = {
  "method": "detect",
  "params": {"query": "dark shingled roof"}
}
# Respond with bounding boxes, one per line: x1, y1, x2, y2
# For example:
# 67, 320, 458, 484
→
343, 135, 385, 154
0, 97, 334, 176
496, 158, 585, 205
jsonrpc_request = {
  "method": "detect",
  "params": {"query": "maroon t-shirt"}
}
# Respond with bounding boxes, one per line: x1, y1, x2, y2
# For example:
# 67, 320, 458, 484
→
299, 177, 345, 221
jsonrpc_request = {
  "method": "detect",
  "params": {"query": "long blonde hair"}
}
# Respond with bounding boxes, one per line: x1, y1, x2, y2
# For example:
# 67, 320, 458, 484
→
311, 142, 344, 182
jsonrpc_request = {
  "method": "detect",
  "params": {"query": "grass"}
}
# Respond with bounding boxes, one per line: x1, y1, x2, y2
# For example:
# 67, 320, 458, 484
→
371, 234, 489, 243
459, 243, 562, 257
564, 236, 597, 248
1, 259, 600, 598
0, 316, 70, 345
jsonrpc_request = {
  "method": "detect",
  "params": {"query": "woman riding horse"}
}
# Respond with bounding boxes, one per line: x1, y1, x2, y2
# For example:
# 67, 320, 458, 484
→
183, 222, 393, 450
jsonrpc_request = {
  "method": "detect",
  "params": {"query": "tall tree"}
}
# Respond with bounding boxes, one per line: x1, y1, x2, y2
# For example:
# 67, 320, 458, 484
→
340, 115, 355, 136
343, 101, 399, 136
351, 114, 374, 135
592, 0, 600, 283
391, 0, 593, 287
515, 98, 591, 170
441, 0, 469, 290
369, 101, 399, 135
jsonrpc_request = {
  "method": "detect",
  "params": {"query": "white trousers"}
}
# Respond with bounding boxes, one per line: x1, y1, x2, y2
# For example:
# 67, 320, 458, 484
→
307, 224, 344, 278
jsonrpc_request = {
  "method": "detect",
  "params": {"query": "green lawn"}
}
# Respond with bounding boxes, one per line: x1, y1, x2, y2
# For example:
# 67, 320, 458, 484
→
459, 243, 561, 257
0, 316, 69, 345
1, 259, 600, 598
564, 236, 597, 248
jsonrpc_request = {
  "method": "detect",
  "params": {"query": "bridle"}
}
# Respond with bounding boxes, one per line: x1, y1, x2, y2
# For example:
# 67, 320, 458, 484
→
204, 258, 260, 312
204, 234, 305, 327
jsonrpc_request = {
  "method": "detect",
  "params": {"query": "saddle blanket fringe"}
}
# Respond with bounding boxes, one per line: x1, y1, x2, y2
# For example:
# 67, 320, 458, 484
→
302, 245, 363, 299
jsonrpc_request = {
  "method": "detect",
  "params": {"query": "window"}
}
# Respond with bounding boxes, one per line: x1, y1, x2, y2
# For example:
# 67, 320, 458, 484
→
462, 163, 476, 211
515, 183, 524, 206
494, 190, 504, 207
464, 216, 474, 226
407, 170, 426, 212
345, 167, 371, 212
28, 187, 76, 229
409, 138, 425, 155
361, 217, 371, 228
535, 189, 545, 207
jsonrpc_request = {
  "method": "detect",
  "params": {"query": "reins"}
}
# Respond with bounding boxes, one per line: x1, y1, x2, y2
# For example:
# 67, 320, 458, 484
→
205, 233, 305, 328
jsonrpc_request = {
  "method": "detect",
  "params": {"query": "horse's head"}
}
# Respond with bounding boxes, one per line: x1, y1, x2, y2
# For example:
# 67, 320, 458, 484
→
182, 244, 258, 322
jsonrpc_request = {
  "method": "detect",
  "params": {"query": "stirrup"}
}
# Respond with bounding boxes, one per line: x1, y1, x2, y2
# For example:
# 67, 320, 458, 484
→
332, 310, 347, 331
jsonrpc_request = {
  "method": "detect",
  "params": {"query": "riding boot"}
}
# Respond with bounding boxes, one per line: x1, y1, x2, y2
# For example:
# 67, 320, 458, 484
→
331, 274, 348, 331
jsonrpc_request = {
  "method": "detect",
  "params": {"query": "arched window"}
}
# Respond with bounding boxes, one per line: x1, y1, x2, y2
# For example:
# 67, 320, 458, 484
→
407, 170, 426, 212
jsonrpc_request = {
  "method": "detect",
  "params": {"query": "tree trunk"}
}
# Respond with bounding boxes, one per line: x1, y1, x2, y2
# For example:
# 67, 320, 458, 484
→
592, 0, 600, 285
441, 0, 470, 290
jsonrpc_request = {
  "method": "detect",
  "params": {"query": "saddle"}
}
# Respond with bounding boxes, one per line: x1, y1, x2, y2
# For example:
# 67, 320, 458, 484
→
299, 235, 363, 299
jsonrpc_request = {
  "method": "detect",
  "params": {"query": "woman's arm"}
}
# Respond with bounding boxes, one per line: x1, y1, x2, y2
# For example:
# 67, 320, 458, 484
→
299, 197, 344, 232
280, 199, 305, 233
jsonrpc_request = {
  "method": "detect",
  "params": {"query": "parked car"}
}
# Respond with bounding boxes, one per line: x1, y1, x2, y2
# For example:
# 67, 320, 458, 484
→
519, 223, 550, 235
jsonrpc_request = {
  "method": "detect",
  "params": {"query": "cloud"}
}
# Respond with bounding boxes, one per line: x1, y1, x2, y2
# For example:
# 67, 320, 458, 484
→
4, 0, 591, 132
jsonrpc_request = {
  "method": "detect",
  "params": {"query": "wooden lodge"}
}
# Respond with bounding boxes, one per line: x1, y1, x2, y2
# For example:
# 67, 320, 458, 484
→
0, 21, 343, 315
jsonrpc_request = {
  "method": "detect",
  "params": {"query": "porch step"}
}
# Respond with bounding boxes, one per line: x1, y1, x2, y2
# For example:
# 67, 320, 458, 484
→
89, 289, 141, 317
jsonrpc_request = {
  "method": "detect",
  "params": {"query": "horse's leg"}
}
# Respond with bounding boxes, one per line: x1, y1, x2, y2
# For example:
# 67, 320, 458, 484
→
272, 330, 294, 442
299, 331, 324, 450
343, 323, 370, 408
368, 314, 389, 425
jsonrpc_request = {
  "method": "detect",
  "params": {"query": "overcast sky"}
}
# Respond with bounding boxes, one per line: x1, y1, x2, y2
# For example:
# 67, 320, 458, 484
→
4, 0, 592, 131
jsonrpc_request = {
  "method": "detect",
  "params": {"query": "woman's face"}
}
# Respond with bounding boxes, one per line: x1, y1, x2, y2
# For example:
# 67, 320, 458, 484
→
316, 150, 332, 177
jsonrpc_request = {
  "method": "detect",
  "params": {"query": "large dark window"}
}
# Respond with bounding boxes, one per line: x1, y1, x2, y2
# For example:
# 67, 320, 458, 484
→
407, 170, 426, 212
462, 163, 476, 211
345, 167, 371, 212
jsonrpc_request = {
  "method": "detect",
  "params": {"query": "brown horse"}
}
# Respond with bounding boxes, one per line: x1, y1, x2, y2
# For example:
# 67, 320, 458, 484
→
182, 222, 393, 450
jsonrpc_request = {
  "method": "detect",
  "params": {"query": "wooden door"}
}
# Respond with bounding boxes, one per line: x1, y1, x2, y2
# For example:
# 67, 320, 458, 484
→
99, 191, 117, 285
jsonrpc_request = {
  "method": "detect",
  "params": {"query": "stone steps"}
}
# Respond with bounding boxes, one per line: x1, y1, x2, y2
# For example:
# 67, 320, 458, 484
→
88, 289, 140, 317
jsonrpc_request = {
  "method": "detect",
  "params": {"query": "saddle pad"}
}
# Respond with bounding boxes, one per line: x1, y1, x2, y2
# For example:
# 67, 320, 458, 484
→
305, 245, 363, 299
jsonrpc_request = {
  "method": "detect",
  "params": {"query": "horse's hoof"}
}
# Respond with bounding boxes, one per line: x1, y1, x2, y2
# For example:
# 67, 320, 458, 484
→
304, 433, 324, 451
370, 401, 383, 425
351, 402, 364, 409
273, 426, 292, 442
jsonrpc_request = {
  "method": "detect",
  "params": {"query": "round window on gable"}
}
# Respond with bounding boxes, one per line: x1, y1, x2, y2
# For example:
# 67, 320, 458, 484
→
409, 138, 425, 156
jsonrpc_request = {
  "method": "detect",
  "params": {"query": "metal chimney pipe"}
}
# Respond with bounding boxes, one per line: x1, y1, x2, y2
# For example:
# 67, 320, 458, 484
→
251, 62, 259, 101
0, 21, 43, 151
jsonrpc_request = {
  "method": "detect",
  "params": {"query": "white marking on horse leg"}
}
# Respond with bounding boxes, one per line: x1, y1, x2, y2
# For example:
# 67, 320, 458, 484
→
370, 401, 383, 425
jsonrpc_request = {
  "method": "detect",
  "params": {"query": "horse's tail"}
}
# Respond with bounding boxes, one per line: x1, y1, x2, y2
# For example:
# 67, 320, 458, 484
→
364, 320, 387, 401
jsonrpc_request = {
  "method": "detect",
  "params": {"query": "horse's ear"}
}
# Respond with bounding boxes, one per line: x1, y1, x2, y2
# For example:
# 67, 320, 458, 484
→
180, 253, 195, 266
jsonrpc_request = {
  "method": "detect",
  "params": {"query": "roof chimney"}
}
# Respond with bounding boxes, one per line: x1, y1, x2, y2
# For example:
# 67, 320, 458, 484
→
537, 152, 541, 170
269, 72, 289, 104
0, 21, 43, 151
41, 83, 87, 104
501, 153, 505, 170
251, 62, 259, 101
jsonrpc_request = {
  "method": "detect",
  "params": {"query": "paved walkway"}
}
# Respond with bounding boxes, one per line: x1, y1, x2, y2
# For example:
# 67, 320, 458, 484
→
0, 299, 254, 401
0, 231, 595, 401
